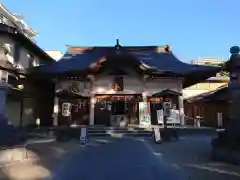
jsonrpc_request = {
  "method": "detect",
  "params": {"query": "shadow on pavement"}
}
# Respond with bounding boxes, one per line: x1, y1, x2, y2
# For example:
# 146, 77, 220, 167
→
146, 136, 240, 180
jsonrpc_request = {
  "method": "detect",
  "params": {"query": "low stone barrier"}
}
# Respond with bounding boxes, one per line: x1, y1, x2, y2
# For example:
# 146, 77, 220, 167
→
0, 145, 37, 166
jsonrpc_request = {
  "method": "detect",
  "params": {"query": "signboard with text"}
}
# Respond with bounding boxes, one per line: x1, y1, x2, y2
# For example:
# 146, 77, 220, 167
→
139, 102, 151, 126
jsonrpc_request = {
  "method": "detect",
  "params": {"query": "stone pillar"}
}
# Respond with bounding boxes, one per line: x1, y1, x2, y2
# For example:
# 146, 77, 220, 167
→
89, 96, 95, 126
53, 97, 59, 126
212, 46, 240, 154
178, 95, 185, 126
225, 46, 240, 139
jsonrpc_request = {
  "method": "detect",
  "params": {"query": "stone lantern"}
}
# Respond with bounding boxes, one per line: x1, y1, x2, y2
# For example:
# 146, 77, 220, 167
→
225, 46, 240, 140
212, 46, 240, 164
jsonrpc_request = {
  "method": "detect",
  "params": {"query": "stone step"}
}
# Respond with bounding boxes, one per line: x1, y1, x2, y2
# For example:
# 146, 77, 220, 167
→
88, 132, 152, 138
88, 129, 152, 133
87, 127, 152, 138
87, 127, 152, 131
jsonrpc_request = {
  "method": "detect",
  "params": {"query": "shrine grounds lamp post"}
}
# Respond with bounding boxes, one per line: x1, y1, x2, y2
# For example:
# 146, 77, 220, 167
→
212, 46, 240, 164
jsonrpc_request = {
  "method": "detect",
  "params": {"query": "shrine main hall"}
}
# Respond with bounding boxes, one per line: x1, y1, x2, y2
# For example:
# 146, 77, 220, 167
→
4, 42, 221, 127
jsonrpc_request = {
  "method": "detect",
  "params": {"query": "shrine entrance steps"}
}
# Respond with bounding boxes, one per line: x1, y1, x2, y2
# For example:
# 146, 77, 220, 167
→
87, 126, 153, 138
22, 125, 216, 142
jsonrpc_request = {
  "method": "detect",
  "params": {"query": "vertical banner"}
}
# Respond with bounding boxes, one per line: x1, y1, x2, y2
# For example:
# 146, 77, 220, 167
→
139, 102, 151, 126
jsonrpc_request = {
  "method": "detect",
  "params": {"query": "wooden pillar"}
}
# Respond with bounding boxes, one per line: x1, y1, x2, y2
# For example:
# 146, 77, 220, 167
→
178, 95, 185, 125
53, 96, 59, 126
141, 75, 148, 126
87, 75, 95, 126
89, 96, 95, 125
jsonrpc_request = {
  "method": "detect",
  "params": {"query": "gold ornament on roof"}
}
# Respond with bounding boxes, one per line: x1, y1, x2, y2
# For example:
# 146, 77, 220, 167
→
165, 45, 171, 52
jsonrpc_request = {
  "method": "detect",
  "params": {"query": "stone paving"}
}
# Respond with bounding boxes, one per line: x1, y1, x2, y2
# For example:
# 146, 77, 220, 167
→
0, 140, 80, 180
52, 137, 183, 180
146, 136, 240, 180
0, 136, 239, 180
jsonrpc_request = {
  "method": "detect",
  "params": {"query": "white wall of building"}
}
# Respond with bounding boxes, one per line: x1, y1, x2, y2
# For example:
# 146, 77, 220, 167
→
56, 76, 182, 96
54, 75, 184, 126
45, 50, 63, 61
182, 89, 210, 99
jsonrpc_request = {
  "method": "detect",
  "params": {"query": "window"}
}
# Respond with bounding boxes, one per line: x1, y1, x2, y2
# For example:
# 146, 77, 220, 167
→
111, 100, 125, 115
28, 54, 34, 67
112, 76, 124, 91
33, 58, 39, 67
3, 43, 13, 56
13, 43, 20, 65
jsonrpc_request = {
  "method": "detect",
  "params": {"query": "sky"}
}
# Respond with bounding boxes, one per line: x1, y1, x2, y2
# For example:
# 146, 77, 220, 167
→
3, 0, 240, 62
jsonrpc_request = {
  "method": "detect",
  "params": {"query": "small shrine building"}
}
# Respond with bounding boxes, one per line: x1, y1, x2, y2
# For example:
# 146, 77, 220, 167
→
27, 41, 220, 127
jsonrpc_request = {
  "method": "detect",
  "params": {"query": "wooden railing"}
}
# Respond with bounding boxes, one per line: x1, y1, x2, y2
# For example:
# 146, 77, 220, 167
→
184, 116, 204, 127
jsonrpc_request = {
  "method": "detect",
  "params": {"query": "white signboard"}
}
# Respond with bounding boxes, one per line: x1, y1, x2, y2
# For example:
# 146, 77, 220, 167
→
62, 102, 72, 117
167, 109, 180, 124
139, 102, 151, 126
157, 109, 164, 124
157, 109, 180, 125
163, 102, 172, 117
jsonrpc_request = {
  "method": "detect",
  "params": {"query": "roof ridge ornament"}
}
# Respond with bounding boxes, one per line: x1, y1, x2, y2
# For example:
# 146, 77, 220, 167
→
165, 45, 171, 52
115, 39, 122, 51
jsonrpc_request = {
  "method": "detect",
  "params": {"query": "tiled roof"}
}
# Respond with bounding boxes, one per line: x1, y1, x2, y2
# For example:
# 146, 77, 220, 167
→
34, 45, 220, 77
185, 85, 228, 102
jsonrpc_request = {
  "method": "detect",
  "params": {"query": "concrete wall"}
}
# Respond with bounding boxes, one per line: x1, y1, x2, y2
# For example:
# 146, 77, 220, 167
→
183, 82, 227, 99
45, 50, 63, 61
